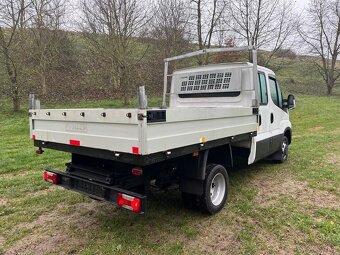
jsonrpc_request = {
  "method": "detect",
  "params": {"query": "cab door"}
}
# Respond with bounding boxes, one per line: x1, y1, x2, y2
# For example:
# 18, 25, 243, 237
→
254, 72, 271, 160
268, 76, 287, 154
249, 72, 291, 164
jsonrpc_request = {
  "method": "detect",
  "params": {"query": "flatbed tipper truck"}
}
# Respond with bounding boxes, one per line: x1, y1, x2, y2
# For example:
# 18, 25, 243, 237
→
29, 47, 295, 214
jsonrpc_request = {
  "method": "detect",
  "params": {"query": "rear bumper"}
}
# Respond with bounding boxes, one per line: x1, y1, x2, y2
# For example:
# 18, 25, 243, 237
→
44, 168, 147, 214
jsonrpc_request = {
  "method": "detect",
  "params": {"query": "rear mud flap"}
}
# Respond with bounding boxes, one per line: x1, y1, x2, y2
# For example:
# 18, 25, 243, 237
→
248, 137, 256, 165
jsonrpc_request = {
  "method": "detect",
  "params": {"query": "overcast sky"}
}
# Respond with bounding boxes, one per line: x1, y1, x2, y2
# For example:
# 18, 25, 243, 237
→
296, 0, 309, 11
64, 0, 312, 39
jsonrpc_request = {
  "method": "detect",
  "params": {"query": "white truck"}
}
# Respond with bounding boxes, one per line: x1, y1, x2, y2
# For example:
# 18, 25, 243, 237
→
29, 47, 295, 214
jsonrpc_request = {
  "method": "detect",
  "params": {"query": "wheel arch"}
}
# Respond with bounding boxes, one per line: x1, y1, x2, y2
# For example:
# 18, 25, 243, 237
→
207, 144, 233, 169
284, 127, 292, 144
179, 144, 233, 196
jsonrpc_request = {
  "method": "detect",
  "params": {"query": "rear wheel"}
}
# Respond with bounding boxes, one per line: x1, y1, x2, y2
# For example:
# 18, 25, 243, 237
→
200, 164, 229, 214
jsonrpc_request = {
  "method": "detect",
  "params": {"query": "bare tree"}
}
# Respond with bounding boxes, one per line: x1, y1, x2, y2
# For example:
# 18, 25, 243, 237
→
151, 0, 190, 58
214, 36, 241, 62
0, 0, 31, 111
190, 0, 228, 64
229, 0, 297, 66
299, 0, 340, 95
26, 0, 66, 96
81, 0, 150, 103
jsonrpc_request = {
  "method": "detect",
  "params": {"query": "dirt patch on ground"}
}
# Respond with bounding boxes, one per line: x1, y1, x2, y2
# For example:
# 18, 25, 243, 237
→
243, 171, 339, 254
5, 232, 79, 255
250, 173, 340, 209
5, 201, 114, 255
184, 214, 338, 255
326, 152, 340, 167
184, 168, 340, 255
255, 229, 295, 255
0, 235, 5, 247
330, 127, 340, 135
0, 171, 30, 179
255, 227, 337, 255
26, 185, 63, 198
0, 198, 8, 206
184, 219, 241, 255
326, 140, 340, 149
308, 126, 324, 132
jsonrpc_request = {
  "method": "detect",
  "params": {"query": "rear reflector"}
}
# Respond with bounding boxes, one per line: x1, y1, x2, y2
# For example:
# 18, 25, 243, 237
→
131, 167, 143, 176
43, 171, 60, 184
117, 193, 141, 213
132, 146, 139, 154
192, 151, 199, 157
69, 139, 80, 146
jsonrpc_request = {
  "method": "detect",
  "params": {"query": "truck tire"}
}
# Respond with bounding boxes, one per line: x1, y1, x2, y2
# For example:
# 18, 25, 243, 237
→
200, 164, 229, 215
274, 136, 289, 163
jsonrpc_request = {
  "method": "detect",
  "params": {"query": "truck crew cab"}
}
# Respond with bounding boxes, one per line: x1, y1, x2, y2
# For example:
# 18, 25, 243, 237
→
29, 47, 295, 215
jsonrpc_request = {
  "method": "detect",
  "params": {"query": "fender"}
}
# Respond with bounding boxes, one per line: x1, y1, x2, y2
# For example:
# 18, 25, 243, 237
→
179, 150, 209, 180
284, 127, 292, 144
179, 145, 233, 196
179, 150, 209, 196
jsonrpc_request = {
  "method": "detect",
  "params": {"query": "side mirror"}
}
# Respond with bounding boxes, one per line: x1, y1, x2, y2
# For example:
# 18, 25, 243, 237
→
287, 94, 295, 109
283, 94, 295, 110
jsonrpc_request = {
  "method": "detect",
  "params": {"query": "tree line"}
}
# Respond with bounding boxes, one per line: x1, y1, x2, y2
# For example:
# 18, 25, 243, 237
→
0, 0, 339, 111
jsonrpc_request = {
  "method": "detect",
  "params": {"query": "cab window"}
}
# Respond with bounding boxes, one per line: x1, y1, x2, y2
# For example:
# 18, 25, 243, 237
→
269, 77, 283, 108
276, 82, 283, 108
258, 73, 268, 105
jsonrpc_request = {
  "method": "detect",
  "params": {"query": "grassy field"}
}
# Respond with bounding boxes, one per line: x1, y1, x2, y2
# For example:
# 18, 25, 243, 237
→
0, 95, 339, 255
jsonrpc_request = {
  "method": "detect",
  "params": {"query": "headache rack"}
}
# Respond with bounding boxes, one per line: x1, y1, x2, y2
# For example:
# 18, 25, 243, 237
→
162, 46, 259, 108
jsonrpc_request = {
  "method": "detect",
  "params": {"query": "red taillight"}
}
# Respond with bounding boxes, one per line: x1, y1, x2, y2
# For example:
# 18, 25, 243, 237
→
132, 167, 143, 176
69, 139, 80, 146
117, 193, 141, 213
32, 134, 36, 140
43, 171, 60, 184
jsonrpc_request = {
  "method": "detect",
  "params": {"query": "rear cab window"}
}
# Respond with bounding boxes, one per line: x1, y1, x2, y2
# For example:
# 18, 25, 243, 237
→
258, 73, 268, 105
269, 77, 283, 108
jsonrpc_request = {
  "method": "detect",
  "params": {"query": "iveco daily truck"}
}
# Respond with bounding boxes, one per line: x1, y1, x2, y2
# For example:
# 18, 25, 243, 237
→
29, 47, 295, 214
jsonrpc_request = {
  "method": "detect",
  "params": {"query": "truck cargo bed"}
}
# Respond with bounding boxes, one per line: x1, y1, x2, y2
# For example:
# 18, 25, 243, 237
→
29, 106, 257, 156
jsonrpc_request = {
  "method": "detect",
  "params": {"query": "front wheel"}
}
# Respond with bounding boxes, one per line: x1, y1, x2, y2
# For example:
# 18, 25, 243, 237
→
274, 136, 289, 163
200, 164, 229, 215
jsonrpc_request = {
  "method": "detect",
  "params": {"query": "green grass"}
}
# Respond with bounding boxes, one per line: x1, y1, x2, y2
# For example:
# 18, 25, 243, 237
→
0, 95, 339, 254
267, 56, 340, 96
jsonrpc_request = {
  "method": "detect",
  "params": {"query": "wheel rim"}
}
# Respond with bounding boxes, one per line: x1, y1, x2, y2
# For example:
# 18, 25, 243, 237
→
282, 139, 288, 160
210, 173, 226, 206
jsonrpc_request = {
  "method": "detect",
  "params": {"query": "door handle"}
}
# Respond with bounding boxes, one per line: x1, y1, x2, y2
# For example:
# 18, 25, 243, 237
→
270, 113, 274, 123
259, 114, 262, 126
